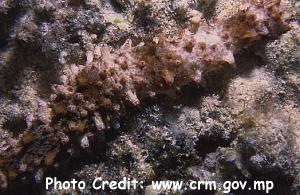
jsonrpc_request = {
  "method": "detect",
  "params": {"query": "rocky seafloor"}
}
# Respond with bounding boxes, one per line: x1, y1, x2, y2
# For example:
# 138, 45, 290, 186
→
0, 0, 299, 194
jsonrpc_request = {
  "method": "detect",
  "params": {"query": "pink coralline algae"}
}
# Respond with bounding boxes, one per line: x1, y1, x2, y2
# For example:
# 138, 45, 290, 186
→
0, 0, 294, 187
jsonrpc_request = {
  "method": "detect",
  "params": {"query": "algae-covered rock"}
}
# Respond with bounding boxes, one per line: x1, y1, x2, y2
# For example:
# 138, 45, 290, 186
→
0, 0, 299, 194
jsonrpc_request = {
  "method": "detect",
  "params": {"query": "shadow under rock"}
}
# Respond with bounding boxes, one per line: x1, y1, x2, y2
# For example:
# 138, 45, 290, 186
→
235, 49, 265, 76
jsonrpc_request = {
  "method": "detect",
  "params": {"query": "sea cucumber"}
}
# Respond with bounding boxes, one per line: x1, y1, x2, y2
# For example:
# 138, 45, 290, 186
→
52, 0, 292, 108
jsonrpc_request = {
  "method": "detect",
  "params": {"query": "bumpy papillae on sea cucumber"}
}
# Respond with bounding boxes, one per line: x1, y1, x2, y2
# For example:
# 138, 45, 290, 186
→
0, 0, 293, 187
52, 0, 291, 108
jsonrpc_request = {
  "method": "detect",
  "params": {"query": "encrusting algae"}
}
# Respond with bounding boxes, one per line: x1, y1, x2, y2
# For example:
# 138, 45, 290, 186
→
0, 0, 295, 188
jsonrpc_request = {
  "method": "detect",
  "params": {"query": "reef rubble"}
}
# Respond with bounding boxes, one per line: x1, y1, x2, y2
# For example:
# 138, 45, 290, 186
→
0, 0, 299, 194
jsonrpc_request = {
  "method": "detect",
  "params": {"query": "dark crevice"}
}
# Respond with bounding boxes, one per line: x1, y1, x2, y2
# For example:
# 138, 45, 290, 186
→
34, 9, 55, 24
110, 0, 130, 12
196, 134, 235, 158
3, 116, 27, 137
68, 0, 86, 7
235, 49, 265, 76
0, 4, 21, 48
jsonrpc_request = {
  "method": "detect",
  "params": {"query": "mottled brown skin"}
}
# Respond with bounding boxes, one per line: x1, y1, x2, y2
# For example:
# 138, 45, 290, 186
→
62, 0, 291, 107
